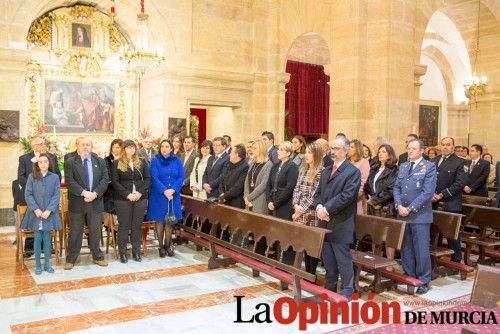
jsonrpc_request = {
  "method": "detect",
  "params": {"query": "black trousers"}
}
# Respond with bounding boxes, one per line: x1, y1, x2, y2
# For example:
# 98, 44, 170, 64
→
445, 210, 462, 262
115, 199, 147, 255
67, 204, 104, 263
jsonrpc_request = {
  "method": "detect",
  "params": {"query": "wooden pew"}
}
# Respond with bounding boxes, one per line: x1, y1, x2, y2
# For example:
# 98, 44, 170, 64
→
462, 195, 493, 207
461, 204, 500, 265
353, 215, 423, 294
180, 196, 346, 303
430, 210, 474, 280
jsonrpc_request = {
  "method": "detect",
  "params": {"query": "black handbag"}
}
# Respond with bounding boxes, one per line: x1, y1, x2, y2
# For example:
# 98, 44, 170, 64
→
164, 200, 178, 225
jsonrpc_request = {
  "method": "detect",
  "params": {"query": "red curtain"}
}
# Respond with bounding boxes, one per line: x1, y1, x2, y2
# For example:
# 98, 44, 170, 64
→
285, 60, 330, 138
190, 108, 206, 148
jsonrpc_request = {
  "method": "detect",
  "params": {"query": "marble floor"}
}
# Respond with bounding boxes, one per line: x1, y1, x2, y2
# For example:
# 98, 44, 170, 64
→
0, 226, 494, 334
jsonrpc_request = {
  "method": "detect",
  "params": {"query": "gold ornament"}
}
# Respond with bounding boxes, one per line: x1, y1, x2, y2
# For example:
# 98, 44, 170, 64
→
27, 15, 51, 47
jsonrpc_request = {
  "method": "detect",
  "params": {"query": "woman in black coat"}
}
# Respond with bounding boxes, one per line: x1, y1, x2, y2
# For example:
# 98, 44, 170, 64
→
266, 141, 299, 220
218, 144, 249, 209
364, 144, 398, 266
111, 140, 151, 263
104, 139, 123, 213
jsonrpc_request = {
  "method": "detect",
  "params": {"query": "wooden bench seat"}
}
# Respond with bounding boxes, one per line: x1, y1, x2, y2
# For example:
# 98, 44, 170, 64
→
461, 204, 500, 265
430, 210, 474, 280
352, 215, 421, 293
462, 195, 494, 207
180, 196, 346, 303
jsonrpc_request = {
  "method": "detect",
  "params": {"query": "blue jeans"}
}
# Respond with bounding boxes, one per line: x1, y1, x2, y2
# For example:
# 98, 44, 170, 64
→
34, 230, 52, 270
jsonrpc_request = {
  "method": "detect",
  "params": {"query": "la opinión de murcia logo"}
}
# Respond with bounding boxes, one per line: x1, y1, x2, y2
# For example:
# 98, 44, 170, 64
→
234, 294, 498, 331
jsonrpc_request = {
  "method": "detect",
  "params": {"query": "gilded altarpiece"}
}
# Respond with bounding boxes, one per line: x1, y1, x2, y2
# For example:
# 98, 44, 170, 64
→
25, 5, 138, 151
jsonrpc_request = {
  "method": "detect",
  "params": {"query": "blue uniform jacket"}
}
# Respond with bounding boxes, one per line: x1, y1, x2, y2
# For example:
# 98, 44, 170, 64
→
393, 159, 436, 224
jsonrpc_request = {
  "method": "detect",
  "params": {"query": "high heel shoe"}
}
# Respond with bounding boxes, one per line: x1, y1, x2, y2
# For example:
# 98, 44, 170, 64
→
166, 247, 175, 257
45, 266, 55, 273
159, 248, 166, 258
120, 254, 128, 263
35, 267, 42, 275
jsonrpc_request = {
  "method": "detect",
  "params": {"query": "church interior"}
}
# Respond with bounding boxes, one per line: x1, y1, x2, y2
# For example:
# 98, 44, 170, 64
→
0, 0, 499, 333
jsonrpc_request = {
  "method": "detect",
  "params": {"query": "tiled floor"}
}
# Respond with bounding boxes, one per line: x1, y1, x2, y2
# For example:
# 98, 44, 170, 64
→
0, 226, 495, 333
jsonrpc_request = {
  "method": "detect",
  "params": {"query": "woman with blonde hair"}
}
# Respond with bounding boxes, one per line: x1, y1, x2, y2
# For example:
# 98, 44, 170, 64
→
292, 142, 324, 275
244, 139, 273, 214
111, 140, 151, 263
348, 139, 370, 214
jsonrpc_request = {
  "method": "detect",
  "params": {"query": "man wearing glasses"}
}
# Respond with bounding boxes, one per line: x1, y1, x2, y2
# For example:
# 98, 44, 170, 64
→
16, 136, 61, 257
138, 137, 157, 165
313, 137, 361, 300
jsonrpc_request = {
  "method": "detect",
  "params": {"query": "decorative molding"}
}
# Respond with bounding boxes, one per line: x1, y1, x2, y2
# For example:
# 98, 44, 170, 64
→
414, 64, 427, 87
27, 15, 51, 47
70, 5, 97, 20
63, 51, 101, 77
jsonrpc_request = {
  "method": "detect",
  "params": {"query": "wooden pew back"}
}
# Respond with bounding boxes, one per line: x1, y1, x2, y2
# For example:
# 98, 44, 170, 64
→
355, 214, 406, 255
462, 204, 500, 235
431, 210, 462, 245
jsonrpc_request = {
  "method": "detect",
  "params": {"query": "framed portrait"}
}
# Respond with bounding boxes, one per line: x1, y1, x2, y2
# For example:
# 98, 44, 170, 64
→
168, 117, 187, 140
44, 80, 116, 134
71, 23, 91, 48
419, 101, 440, 147
0, 110, 19, 142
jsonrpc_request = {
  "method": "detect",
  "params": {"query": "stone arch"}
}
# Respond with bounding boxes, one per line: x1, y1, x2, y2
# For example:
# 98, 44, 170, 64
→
285, 32, 331, 67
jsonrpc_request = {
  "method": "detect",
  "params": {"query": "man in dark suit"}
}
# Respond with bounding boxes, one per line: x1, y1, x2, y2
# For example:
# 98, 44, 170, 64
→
137, 137, 157, 165
181, 136, 199, 195
464, 144, 490, 197
315, 138, 333, 168
17, 136, 61, 256
262, 131, 279, 164
313, 137, 361, 300
64, 137, 109, 269
431, 137, 467, 263
223, 135, 233, 155
394, 139, 436, 294
219, 144, 249, 208
203, 137, 229, 199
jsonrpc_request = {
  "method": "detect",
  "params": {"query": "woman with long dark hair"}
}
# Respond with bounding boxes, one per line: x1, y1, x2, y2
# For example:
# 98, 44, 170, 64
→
111, 140, 151, 263
190, 140, 214, 199
104, 139, 123, 213
147, 139, 184, 257
292, 143, 324, 275
291, 135, 306, 169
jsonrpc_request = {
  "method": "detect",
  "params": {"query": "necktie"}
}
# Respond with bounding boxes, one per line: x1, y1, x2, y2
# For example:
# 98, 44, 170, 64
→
213, 156, 219, 166
83, 158, 91, 191
470, 161, 476, 173
147, 150, 151, 160
408, 162, 415, 175
438, 156, 446, 168
330, 164, 338, 177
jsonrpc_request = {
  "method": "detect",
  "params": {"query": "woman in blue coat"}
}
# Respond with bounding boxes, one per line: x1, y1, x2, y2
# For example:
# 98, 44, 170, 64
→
147, 139, 184, 257
23, 153, 61, 274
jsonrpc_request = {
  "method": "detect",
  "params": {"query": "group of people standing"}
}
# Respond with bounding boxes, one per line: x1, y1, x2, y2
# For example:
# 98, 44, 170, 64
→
14, 130, 499, 302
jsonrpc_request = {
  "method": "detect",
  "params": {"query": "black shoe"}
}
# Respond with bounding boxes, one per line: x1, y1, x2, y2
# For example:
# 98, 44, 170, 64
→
23, 252, 33, 258
159, 248, 167, 258
120, 254, 128, 263
166, 248, 174, 257
133, 252, 142, 262
416, 283, 430, 294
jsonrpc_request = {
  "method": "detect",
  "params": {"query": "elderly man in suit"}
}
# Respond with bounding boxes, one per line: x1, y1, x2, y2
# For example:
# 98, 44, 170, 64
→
432, 137, 467, 264
463, 144, 490, 197
181, 135, 199, 195
313, 136, 361, 300
64, 137, 109, 269
394, 139, 436, 294
17, 135, 61, 256
203, 136, 229, 199
138, 136, 157, 165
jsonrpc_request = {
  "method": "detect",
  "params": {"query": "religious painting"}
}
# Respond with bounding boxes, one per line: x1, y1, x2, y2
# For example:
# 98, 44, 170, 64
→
44, 80, 115, 134
71, 23, 91, 48
419, 101, 440, 147
167, 118, 187, 140
0, 110, 19, 142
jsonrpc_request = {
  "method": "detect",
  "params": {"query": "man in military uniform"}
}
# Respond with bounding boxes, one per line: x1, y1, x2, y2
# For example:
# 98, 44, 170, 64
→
431, 137, 467, 265
394, 139, 436, 294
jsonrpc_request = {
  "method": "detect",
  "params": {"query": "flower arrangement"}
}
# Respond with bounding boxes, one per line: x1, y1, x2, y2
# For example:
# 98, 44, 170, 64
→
134, 125, 164, 151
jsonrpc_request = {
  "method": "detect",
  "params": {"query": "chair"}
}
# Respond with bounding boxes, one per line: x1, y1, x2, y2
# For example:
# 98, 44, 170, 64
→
141, 220, 157, 256
59, 187, 69, 257
16, 205, 60, 268
104, 212, 119, 258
